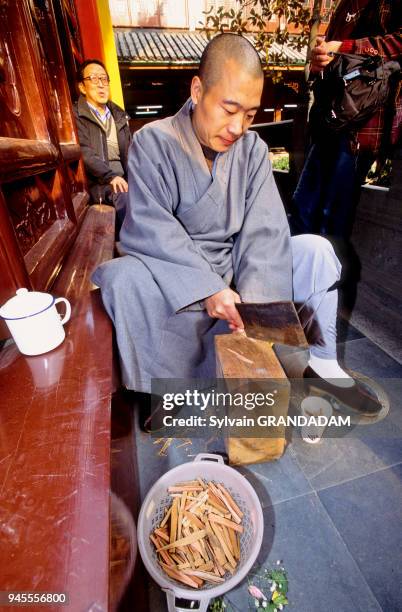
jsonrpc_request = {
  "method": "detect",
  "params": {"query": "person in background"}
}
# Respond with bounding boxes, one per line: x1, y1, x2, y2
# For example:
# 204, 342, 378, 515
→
73, 59, 131, 229
291, 0, 401, 239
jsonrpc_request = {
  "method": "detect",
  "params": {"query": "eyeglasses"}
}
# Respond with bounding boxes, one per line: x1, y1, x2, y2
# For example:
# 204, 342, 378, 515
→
82, 75, 110, 86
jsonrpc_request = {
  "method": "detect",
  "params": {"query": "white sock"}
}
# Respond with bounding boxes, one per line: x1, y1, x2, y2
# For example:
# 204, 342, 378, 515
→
308, 355, 354, 388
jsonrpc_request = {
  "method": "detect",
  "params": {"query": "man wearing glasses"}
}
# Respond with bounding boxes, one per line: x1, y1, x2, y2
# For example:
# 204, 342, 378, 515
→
73, 59, 131, 227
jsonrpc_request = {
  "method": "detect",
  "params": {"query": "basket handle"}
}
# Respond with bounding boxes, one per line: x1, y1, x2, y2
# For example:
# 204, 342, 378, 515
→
193, 453, 224, 464
165, 590, 210, 612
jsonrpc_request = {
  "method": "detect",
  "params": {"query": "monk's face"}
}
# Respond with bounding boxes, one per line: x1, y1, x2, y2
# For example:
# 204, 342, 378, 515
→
191, 58, 263, 152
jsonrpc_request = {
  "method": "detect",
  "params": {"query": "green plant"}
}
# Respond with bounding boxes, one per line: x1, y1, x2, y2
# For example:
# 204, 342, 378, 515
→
209, 597, 224, 611
202, 1, 335, 83
209, 596, 233, 611
204, 1, 309, 68
272, 154, 289, 171
248, 563, 289, 611
208, 563, 289, 611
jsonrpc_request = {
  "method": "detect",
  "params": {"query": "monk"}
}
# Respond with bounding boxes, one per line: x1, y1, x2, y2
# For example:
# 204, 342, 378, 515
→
93, 34, 381, 418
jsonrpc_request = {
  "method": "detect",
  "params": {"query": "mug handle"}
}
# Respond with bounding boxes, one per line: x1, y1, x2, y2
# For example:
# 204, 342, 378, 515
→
54, 297, 71, 325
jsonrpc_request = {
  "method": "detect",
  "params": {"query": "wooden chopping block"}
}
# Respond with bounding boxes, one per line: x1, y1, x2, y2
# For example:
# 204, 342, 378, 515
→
215, 334, 290, 464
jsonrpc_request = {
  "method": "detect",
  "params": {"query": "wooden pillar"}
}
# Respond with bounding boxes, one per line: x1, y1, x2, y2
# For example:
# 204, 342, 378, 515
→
74, 0, 125, 108
96, 0, 125, 108
74, 0, 105, 62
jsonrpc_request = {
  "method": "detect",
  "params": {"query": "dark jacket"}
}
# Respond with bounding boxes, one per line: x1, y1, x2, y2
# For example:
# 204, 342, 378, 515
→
73, 95, 131, 201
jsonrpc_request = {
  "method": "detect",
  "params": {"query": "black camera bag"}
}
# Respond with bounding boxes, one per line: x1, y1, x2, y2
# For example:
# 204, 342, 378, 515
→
311, 52, 400, 133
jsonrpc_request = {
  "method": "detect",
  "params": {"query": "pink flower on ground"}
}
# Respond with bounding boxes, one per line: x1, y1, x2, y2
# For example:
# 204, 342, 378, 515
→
248, 585, 267, 601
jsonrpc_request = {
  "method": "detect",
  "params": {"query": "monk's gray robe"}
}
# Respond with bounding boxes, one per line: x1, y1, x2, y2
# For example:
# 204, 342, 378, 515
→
93, 99, 338, 392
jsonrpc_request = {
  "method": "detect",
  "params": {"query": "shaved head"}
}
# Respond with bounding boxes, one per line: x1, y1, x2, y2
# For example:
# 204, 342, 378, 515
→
199, 33, 263, 91
190, 33, 263, 153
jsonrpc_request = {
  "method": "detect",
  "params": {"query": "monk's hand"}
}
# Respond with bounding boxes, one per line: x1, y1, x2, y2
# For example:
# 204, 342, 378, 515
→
110, 176, 129, 193
310, 38, 342, 73
205, 288, 245, 333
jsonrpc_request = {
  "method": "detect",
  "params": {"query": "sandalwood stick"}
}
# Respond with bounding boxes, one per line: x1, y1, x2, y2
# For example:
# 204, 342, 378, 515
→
150, 534, 175, 566
176, 562, 192, 570
154, 528, 170, 542
181, 569, 225, 583
159, 563, 200, 588
177, 491, 187, 541
228, 527, 238, 560
157, 529, 207, 552
187, 491, 209, 511
175, 480, 203, 487
168, 486, 204, 493
206, 531, 226, 566
221, 525, 235, 558
210, 523, 236, 568
223, 562, 235, 575
216, 484, 243, 517
170, 497, 179, 552
206, 490, 229, 514
208, 483, 241, 524
160, 505, 172, 528
197, 561, 214, 572
208, 513, 244, 533
183, 510, 204, 530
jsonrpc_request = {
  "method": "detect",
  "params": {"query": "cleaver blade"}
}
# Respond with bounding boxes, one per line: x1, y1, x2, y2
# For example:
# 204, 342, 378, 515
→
236, 301, 309, 347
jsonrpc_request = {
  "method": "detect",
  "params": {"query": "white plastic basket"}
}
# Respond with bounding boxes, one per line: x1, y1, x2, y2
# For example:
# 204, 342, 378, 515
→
137, 453, 264, 612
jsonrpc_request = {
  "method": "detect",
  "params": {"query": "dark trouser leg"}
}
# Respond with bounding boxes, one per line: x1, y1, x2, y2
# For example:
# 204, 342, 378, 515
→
320, 136, 356, 238
291, 135, 372, 240
291, 143, 323, 235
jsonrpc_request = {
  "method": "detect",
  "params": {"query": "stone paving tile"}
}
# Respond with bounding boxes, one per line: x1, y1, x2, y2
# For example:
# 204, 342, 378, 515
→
285, 335, 402, 491
289, 434, 402, 493
223, 492, 381, 612
340, 337, 402, 379
236, 451, 313, 508
319, 464, 402, 612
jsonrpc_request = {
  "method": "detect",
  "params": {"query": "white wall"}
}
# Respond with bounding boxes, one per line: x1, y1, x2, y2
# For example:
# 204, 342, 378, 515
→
108, 0, 240, 29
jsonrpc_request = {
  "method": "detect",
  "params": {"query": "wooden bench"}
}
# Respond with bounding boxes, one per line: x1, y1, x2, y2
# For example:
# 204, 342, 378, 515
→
0, 205, 116, 611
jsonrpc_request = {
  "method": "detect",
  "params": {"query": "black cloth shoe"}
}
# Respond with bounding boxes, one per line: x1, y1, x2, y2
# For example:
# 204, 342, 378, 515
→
136, 393, 166, 433
142, 395, 166, 433
303, 365, 382, 417
135, 392, 152, 432
139, 394, 184, 433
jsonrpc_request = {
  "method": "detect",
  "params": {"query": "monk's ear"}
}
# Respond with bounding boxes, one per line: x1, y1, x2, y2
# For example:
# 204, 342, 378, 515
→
191, 76, 203, 105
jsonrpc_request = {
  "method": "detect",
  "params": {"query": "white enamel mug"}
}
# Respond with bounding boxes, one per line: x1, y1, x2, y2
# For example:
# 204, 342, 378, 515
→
0, 288, 71, 356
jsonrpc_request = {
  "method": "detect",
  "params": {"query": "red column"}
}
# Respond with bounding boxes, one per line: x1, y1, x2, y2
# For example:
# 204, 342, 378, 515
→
74, 0, 105, 62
